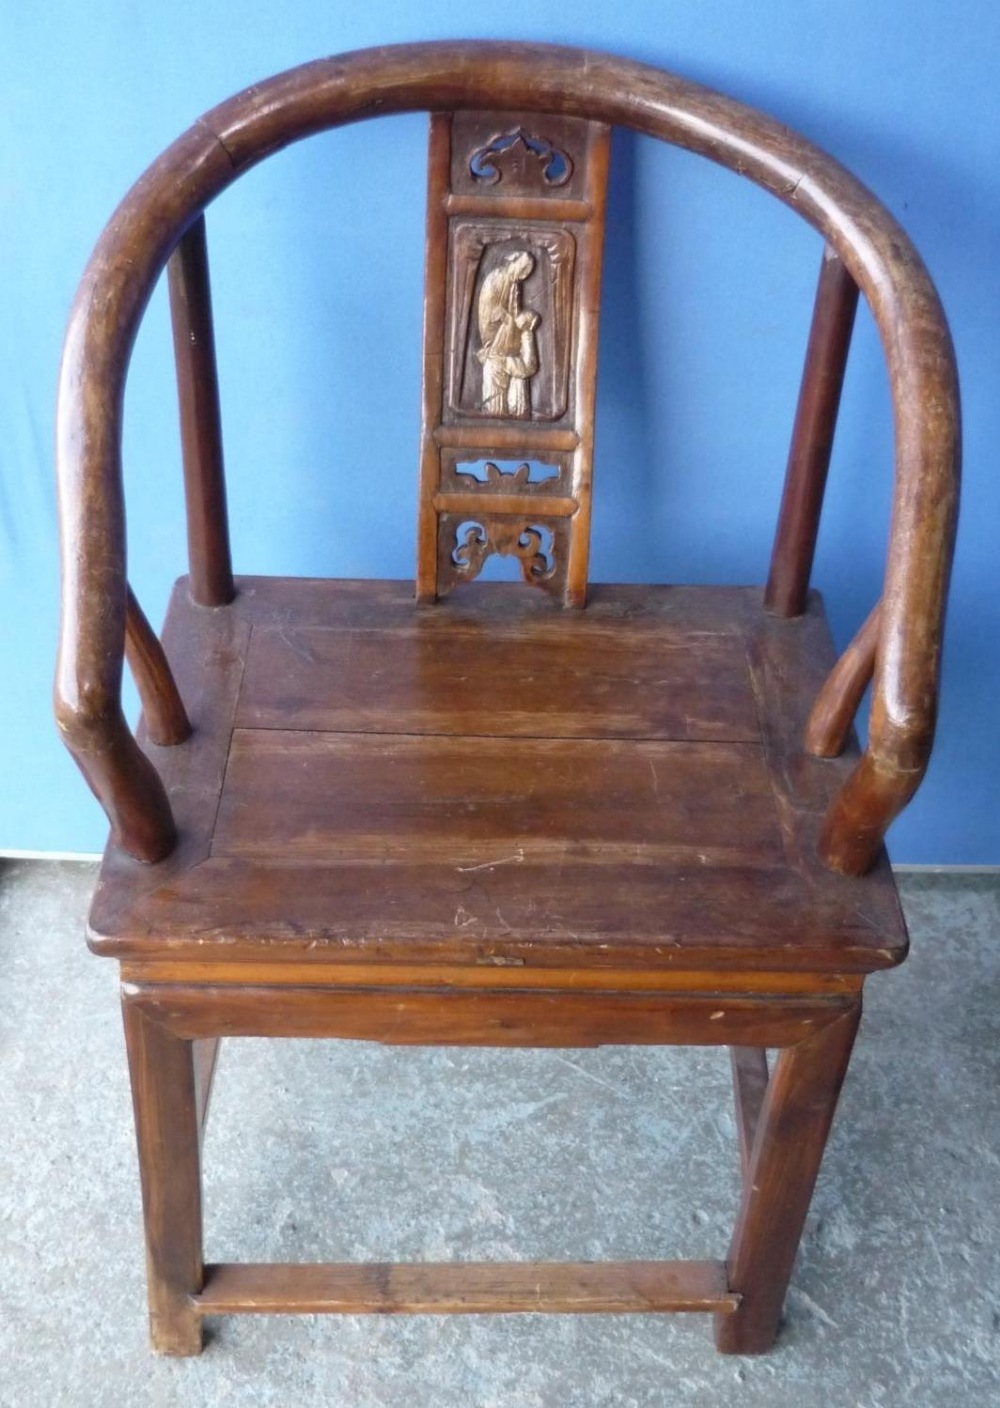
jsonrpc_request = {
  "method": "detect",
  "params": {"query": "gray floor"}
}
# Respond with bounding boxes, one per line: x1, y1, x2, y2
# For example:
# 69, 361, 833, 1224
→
0, 861, 997, 1406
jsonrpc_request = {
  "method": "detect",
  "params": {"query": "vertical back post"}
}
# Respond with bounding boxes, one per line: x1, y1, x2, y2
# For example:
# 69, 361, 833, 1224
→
417, 111, 610, 606
168, 215, 235, 607
765, 247, 859, 617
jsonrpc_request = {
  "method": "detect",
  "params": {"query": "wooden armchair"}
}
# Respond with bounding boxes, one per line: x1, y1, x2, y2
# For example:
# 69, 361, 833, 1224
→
55, 42, 959, 1356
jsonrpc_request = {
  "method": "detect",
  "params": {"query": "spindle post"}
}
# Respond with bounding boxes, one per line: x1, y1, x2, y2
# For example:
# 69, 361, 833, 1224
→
168, 215, 235, 607
805, 602, 881, 758
125, 586, 190, 745
765, 248, 859, 617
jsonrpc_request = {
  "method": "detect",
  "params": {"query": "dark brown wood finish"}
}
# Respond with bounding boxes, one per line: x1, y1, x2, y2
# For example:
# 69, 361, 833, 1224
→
766, 247, 859, 618
195, 1260, 740, 1315
55, 43, 957, 1358
55, 42, 959, 874
192, 1037, 219, 1142
124, 586, 190, 746
122, 999, 204, 1355
88, 580, 907, 977
806, 601, 881, 757
121, 981, 858, 1048
167, 215, 234, 607
731, 1046, 769, 1181
715, 1005, 860, 1353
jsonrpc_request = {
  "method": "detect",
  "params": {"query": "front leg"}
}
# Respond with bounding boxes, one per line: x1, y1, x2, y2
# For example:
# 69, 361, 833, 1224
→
715, 1003, 861, 1354
122, 993, 205, 1355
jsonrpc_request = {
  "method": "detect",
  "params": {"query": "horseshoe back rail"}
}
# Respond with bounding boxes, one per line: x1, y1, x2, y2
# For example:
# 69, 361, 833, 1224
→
54, 41, 959, 871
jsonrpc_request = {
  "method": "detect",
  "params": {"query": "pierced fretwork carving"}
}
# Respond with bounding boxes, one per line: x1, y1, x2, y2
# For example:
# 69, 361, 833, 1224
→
435, 453, 575, 517
419, 111, 610, 606
453, 521, 554, 582
469, 128, 573, 189
455, 461, 553, 492
437, 514, 568, 598
449, 111, 597, 203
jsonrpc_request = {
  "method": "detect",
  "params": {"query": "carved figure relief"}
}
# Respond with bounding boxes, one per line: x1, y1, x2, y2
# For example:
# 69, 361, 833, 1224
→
475, 251, 540, 418
447, 225, 576, 422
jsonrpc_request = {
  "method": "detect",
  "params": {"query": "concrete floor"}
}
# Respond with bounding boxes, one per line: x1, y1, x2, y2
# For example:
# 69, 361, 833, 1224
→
0, 860, 997, 1406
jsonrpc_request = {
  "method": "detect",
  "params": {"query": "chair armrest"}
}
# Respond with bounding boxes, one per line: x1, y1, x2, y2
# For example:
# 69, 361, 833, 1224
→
818, 272, 959, 872
54, 42, 960, 870
54, 126, 232, 861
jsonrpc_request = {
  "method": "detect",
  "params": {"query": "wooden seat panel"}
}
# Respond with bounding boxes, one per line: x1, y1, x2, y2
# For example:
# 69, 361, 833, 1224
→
235, 622, 761, 741
213, 731, 782, 863
88, 576, 907, 973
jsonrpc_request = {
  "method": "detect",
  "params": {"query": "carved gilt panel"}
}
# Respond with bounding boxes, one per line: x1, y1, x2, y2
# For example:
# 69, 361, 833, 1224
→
418, 109, 609, 606
447, 225, 576, 423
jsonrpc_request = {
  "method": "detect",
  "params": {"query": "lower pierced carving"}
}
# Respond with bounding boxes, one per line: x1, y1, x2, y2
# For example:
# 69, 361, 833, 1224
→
438, 514, 567, 598
452, 521, 553, 582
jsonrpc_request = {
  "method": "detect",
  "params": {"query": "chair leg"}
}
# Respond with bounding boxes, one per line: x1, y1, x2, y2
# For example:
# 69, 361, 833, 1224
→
122, 996, 204, 1355
714, 1004, 860, 1354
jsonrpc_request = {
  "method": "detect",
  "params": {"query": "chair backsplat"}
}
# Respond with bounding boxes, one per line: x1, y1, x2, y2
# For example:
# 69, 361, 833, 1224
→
417, 110, 610, 606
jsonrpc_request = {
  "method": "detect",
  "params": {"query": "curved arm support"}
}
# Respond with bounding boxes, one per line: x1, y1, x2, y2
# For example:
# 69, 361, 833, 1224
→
55, 41, 959, 868
53, 638, 177, 865
818, 751, 922, 877
125, 587, 192, 747
805, 603, 881, 759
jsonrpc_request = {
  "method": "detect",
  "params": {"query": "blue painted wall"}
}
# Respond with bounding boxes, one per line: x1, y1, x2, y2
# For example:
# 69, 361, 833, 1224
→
2, 3, 997, 860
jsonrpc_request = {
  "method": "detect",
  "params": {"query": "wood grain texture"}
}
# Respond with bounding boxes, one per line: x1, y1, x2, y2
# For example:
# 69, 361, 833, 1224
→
167, 215, 234, 607
122, 981, 856, 1048
715, 1005, 860, 1353
122, 999, 203, 1355
805, 602, 880, 758
565, 118, 610, 606
416, 113, 452, 603
766, 247, 859, 618
55, 45, 959, 870
195, 1260, 739, 1315
235, 617, 759, 740
421, 110, 609, 605
731, 1046, 769, 1181
120, 961, 861, 994
88, 579, 907, 975
213, 730, 782, 863
96, 858, 904, 971
54, 44, 957, 1356
192, 1037, 219, 1143
124, 586, 190, 746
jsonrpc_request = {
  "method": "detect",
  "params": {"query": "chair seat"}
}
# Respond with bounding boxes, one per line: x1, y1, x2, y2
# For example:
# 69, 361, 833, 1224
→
89, 577, 906, 975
